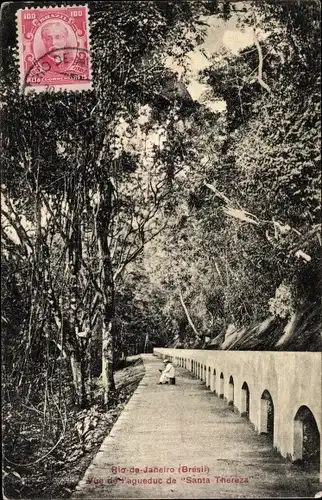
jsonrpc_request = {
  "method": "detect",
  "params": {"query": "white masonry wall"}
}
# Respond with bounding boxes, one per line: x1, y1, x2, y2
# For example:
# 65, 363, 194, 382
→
154, 348, 322, 481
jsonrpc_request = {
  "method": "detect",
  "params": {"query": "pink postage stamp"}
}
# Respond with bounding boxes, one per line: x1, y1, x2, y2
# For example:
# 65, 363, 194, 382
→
16, 5, 92, 93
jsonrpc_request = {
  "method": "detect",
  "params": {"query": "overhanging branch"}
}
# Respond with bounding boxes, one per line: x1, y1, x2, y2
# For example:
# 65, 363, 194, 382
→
179, 290, 200, 339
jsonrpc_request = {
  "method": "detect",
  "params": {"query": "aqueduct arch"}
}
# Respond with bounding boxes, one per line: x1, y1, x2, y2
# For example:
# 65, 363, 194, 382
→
228, 376, 234, 406
219, 372, 224, 399
293, 405, 320, 470
259, 390, 274, 440
241, 381, 250, 417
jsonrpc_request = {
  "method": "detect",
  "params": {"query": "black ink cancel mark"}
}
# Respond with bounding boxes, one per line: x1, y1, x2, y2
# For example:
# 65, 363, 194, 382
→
23, 46, 92, 92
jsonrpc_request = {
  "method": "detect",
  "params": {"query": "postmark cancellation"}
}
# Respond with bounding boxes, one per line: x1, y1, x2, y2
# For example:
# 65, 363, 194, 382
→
16, 4, 93, 93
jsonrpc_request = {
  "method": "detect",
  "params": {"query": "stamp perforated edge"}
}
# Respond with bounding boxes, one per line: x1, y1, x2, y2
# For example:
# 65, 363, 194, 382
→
15, 4, 93, 94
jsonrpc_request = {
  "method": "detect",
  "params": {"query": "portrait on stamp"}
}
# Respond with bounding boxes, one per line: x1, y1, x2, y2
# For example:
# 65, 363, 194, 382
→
17, 5, 92, 92
34, 21, 77, 73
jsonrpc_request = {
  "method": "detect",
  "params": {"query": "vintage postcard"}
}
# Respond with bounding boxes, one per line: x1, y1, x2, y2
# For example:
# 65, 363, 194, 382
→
1, 1, 321, 499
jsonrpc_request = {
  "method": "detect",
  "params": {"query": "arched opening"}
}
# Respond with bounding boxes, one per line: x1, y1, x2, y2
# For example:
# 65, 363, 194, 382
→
259, 390, 274, 440
228, 376, 234, 406
185, 359, 187, 369
203, 365, 207, 383
207, 367, 211, 388
241, 382, 250, 418
198, 363, 200, 378
212, 369, 217, 393
219, 372, 224, 398
293, 406, 320, 470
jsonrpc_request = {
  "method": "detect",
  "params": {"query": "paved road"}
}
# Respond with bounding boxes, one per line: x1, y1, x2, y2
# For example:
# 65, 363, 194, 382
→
73, 354, 320, 499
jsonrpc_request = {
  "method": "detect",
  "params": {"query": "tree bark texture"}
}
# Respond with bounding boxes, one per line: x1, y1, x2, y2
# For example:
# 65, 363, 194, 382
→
96, 179, 116, 406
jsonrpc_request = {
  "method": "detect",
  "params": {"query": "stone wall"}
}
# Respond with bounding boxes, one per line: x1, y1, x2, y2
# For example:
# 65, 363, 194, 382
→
154, 348, 322, 481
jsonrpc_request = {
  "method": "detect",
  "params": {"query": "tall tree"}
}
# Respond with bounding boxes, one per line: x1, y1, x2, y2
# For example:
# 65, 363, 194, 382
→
1, 0, 223, 405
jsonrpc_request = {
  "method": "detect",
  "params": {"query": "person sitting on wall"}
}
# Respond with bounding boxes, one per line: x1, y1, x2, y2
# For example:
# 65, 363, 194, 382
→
158, 359, 175, 385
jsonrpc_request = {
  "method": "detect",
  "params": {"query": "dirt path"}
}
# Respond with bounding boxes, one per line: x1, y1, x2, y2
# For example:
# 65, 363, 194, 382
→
73, 354, 320, 499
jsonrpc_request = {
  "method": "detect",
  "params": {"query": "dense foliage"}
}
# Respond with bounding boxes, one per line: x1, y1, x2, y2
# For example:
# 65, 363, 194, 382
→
134, 0, 321, 350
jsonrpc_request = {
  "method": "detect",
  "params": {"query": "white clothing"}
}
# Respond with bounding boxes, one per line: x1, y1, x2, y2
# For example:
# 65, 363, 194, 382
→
159, 362, 175, 383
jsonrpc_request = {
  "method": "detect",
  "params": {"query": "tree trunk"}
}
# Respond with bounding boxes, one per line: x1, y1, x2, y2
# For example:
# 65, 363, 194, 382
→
179, 289, 200, 338
86, 335, 93, 404
80, 352, 88, 408
96, 179, 116, 407
102, 317, 116, 406
70, 352, 83, 406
